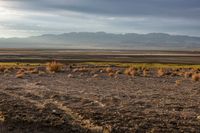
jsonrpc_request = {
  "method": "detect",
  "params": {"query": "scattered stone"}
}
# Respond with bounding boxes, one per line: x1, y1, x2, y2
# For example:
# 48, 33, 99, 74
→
93, 74, 99, 78
67, 74, 74, 78
197, 115, 200, 120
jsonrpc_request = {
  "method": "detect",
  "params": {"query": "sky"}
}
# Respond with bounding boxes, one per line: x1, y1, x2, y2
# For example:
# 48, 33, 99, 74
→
0, 0, 200, 37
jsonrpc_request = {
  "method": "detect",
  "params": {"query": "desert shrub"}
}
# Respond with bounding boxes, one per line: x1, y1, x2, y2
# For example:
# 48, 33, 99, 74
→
115, 70, 122, 75
157, 68, 165, 77
192, 73, 200, 81
30, 68, 39, 74
124, 67, 137, 76
17, 69, 25, 74
105, 67, 113, 73
143, 69, 148, 77
184, 72, 192, 78
16, 73, 24, 78
28, 67, 35, 71
108, 72, 114, 77
175, 80, 181, 86
46, 61, 63, 72
0, 66, 6, 72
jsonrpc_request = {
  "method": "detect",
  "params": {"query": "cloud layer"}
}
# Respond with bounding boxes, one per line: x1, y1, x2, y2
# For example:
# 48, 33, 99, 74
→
0, 0, 200, 37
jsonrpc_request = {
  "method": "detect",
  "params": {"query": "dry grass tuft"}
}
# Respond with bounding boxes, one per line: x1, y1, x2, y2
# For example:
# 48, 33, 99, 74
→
115, 70, 122, 75
16, 73, 25, 78
46, 61, 63, 72
30, 68, 39, 74
3, 68, 10, 73
105, 67, 113, 73
27, 67, 35, 71
124, 67, 137, 76
192, 73, 200, 81
0, 66, 6, 72
108, 72, 114, 77
143, 69, 148, 77
175, 80, 181, 86
157, 68, 165, 77
78, 67, 88, 72
184, 72, 192, 78
17, 69, 25, 74
0, 111, 5, 122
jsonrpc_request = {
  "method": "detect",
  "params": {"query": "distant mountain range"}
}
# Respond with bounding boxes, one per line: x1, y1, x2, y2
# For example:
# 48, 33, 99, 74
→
0, 32, 200, 50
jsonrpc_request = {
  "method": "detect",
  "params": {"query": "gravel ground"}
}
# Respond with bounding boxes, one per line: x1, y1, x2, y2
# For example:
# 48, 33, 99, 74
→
0, 66, 200, 133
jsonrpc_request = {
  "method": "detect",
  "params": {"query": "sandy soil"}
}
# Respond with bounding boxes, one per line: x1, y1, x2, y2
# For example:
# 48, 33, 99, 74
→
0, 66, 200, 133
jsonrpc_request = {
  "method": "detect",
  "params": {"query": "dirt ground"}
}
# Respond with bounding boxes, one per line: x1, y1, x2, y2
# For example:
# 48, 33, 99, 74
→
0, 66, 200, 133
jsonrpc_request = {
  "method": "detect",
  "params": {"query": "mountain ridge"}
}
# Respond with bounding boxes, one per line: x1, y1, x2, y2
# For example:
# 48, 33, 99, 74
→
0, 32, 200, 50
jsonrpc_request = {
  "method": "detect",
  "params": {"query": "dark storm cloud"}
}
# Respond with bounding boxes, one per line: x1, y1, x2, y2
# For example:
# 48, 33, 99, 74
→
6, 0, 200, 19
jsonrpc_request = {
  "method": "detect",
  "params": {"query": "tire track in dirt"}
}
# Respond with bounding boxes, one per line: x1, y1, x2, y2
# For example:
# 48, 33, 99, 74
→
0, 85, 111, 133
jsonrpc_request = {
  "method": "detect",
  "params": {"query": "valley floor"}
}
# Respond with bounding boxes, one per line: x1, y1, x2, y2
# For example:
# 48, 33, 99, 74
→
0, 65, 200, 133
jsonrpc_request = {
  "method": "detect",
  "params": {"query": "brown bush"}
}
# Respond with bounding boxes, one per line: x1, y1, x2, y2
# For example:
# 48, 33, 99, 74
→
175, 80, 181, 86
115, 70, 122, 75
17, 69, 25, 74
157, 68, 165, 77
108, 72, 114, 77
105, 67, 113, 73
46, 61, 63, 72
192, 73, 200, 81
143, 70, 148, 77
124, 67, 137, 76
30, 69, 39, 74
0, 66, 6, 72
16, 73, 24, 78
184, 72, 192, 78
27, 67, 35, 71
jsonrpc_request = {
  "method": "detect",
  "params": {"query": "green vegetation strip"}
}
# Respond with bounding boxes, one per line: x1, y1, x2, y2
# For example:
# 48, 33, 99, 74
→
81, 62, 200, 69
1, 62, 200, 69
0, 62, 43, 67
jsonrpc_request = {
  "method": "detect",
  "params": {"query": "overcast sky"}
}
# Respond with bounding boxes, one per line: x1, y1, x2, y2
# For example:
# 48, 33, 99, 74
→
0, 0, 200, 37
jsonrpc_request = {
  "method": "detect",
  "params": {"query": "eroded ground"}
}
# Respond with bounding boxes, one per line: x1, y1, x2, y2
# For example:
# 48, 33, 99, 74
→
0, 65, 200, 133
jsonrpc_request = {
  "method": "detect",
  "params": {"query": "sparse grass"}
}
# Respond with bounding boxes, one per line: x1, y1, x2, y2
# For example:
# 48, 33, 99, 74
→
46, 61, 63, 72
0, 62, 42, 67
81, 62, 200, 69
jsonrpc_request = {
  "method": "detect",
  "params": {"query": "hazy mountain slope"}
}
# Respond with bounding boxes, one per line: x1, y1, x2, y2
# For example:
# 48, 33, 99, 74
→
0, 32, 200, 50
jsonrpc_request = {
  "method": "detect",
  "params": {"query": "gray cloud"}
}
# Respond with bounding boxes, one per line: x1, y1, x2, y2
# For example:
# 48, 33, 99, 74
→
6, 0, 200, 19
1, 0, 200, 37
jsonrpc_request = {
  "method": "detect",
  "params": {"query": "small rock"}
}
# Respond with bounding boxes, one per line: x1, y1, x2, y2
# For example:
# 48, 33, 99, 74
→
67, 74, 74, 78
93, 74, 99, 78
